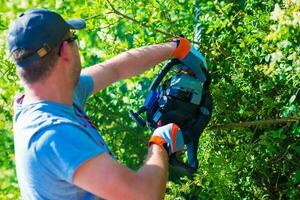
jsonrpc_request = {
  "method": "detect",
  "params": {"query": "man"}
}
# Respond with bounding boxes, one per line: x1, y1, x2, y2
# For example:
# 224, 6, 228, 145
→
8, 8, 194, 200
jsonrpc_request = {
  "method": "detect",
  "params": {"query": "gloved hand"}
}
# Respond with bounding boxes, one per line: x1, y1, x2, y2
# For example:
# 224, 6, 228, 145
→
171, 37, 191, 60
172, 37, 207, 79
149, 123, 184, 155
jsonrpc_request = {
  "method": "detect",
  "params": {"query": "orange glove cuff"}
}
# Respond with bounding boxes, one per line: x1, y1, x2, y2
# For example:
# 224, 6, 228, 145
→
149, 135, 168, 153
171, 37, 191, 60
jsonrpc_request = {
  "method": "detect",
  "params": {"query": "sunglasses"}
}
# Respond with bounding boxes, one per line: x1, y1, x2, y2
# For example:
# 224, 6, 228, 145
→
58, 33, 79, 56
65, 33, 78, 43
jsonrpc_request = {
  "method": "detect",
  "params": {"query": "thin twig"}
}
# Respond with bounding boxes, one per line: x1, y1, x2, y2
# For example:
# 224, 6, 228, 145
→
98, 20, 121, 30
209, 117, 299, 130
275, 145, 290, 162
288, 159, 300, 167
105, 0, 174, 37
84, 13, 102, 21
0, 66, 13, 80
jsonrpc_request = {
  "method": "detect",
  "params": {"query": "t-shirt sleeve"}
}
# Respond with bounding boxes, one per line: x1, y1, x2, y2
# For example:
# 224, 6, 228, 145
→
34, 124, 107, 183
73, 74, 94, 107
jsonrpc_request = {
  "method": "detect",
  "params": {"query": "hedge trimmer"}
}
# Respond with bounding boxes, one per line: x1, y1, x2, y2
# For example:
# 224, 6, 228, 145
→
129, 45, 213, 174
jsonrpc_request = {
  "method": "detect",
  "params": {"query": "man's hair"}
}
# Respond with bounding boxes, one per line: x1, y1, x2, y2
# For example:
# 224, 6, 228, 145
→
12, 31, 71, 84
13, 46, 60, 84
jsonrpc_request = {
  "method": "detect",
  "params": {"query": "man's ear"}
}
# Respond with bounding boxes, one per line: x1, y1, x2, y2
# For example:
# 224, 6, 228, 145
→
59, 41, 71, 61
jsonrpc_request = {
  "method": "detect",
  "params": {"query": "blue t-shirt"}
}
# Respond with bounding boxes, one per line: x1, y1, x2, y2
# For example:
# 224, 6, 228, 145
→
13, 75, 111, 200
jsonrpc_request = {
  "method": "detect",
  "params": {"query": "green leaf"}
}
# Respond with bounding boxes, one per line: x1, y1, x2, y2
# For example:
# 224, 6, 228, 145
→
289, 95, 296, 104
293, 146, 300, 154
295, 169, 300, 184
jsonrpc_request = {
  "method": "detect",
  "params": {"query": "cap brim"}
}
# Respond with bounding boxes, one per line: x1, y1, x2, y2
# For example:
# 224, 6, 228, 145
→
66, 19, 86, 30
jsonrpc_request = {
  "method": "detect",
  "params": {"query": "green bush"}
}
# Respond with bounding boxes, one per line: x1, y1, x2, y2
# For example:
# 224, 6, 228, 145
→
0, 0, 299, 199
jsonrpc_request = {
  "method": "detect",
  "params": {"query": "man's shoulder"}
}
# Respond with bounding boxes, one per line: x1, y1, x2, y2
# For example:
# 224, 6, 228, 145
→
13, 100, 83, 140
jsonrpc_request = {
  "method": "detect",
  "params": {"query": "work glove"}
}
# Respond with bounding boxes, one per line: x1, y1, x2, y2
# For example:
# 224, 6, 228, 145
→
149, 123, 184, 156
172, 37, 207, 78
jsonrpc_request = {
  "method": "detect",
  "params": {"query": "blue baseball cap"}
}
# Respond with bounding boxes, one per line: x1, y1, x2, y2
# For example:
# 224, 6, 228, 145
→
8, 8, 86, 67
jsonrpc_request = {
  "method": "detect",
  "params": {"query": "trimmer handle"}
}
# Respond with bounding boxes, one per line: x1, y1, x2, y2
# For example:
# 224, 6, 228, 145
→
169, 84, 213, 175
169, 132, 199, 175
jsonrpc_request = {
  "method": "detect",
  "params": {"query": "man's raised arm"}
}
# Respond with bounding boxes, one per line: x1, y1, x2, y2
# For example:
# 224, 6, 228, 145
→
82, 42, 177, 93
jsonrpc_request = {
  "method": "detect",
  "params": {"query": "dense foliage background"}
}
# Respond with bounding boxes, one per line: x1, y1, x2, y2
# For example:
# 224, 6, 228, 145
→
0, 0, 299, 199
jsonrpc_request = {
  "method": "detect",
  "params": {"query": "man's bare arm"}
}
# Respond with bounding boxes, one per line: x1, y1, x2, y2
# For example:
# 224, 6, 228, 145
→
73, 144, 168, 200
82, 42, 176, 93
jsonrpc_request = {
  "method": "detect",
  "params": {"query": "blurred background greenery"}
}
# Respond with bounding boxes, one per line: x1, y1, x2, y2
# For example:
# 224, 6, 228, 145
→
0, 0, 299, 199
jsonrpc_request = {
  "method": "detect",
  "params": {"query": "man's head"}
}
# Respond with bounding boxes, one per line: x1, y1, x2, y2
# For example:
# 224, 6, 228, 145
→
8, 8, 86, 84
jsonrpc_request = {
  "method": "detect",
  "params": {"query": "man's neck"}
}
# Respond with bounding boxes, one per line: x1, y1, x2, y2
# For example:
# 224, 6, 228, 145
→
23, 77, 74, 106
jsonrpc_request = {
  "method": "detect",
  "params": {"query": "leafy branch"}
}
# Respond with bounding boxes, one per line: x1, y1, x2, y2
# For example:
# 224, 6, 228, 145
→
86, 0, 236, 60
84, 0, 203, 45
104, 0, 174, 37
